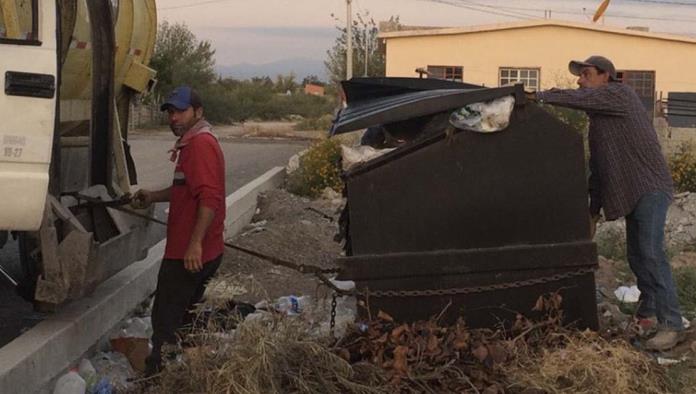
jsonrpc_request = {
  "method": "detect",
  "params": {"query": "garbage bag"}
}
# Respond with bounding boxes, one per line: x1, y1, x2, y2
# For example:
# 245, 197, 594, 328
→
341, 145, 395, 171
449, 96, 515, 133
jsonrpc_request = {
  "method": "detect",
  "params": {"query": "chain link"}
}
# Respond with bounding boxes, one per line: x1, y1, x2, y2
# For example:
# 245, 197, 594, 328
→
329, 293, 338, 337
100, 190, 595, 320
363, 267, 595, 298
101, 192, 594, 302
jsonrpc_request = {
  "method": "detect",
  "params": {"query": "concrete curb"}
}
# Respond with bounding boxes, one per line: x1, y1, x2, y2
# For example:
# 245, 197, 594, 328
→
224, 166, 286, 239
0, 166, 286, 393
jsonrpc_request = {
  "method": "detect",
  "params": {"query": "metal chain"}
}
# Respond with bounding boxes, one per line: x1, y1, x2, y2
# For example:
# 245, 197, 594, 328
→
98, 194, 596, 312
91, 195, 341, 276
329, 293, 338, 337
363, 267, 595, 298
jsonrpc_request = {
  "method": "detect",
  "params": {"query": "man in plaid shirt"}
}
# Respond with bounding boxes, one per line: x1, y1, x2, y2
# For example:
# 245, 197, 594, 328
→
531, 56, 684, 350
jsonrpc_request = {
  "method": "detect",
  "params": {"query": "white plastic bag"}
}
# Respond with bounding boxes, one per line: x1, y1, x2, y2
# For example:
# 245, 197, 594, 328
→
53, 370, 86, 394
341, 145, 395, 171
449, 96, 515, 133
614, 285, 641, 303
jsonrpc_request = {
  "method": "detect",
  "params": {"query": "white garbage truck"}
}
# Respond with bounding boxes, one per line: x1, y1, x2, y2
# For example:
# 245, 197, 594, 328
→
0, 0, 158, 308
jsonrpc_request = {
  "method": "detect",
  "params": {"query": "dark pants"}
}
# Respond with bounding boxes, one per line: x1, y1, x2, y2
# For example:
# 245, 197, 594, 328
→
626, 191, 683, 330
146, 254, 222, 372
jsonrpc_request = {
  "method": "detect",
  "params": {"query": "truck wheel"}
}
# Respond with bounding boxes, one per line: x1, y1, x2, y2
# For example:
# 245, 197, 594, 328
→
16, 232, 40, 303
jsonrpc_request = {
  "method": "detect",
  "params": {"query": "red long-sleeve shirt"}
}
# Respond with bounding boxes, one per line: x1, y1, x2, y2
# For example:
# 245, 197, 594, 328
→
164, 132, 226, 262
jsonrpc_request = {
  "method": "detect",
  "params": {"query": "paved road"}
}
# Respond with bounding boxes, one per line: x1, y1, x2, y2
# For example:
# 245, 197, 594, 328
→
129, 132, 307, 192
0, 136, 307, 348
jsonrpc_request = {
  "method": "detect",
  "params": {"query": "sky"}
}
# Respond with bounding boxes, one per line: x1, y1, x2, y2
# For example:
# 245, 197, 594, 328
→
155, 0, 696, 68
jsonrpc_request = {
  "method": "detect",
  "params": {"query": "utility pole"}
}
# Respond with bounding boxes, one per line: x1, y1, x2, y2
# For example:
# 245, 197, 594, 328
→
364, 26, 369, 77
346, 0, 353, 80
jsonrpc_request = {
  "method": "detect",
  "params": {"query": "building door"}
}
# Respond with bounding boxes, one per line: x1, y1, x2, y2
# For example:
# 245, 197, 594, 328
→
616, 70, 655, 119
0, 0, 58, 230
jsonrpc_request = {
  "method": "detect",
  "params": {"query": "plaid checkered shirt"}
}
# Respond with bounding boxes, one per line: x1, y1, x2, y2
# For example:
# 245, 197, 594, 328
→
537, 83, 673, 221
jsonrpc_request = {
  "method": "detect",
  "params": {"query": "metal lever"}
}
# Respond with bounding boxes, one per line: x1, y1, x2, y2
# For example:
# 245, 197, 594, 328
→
0, 264, 18, 287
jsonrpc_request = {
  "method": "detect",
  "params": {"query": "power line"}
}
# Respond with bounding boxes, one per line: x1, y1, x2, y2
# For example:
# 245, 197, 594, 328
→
429, 0, 696, 23
457, 0, 549, 18
514, 6, 696, 23
423, 0, 535, 20
158, 0, 233, 11
622, 0, 696, 6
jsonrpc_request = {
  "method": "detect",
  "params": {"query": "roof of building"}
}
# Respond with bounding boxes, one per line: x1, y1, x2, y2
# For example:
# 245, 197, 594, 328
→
378, 19, 696, 45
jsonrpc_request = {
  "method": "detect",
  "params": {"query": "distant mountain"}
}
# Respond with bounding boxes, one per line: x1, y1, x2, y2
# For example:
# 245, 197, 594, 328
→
216, 58, 327, 82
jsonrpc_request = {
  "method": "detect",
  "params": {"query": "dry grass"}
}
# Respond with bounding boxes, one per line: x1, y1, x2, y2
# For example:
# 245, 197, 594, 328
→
137, 282, 672, 394
147, 314, 388, 394
507, 331, 668, 394
135, 272, 386, 394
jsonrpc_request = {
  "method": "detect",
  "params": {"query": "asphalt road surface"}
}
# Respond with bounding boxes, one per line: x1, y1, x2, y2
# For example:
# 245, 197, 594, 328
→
0, 135, 307, 348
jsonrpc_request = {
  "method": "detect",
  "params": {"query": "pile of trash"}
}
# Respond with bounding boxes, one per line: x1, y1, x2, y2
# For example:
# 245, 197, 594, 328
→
53, 316, 152, 393
139, 292, 672, 394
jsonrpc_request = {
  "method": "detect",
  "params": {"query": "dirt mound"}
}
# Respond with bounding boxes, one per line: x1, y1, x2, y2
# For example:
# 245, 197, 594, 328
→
219, 188, 343, 303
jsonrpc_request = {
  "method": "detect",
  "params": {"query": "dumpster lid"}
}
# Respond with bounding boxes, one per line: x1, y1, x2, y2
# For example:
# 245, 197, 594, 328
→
331, 78, 525, 135
341, 77, 484, 102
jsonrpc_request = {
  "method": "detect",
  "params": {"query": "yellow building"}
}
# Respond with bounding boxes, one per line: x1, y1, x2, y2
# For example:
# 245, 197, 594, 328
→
380, 20, 696, 114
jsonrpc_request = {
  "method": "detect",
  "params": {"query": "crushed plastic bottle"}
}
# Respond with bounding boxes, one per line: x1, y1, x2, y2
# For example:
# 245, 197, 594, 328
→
275, 295, 309, 315
90, 378, 114, 394
90, 352, 134, 392
115, 317, 151, 339
53, 370, 86, 394
78, 359, 98, 390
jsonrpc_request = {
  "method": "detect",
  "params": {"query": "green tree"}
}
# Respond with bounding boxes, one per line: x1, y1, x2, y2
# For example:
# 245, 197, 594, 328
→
302, 75, 323, 86
274, 73, 298, 93
149, 21, 216, 99
325, 12, 396, 86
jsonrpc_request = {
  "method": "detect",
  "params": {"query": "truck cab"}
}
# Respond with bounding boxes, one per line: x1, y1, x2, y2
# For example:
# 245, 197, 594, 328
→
1, 0, 57, 231
0, 0, 157, 308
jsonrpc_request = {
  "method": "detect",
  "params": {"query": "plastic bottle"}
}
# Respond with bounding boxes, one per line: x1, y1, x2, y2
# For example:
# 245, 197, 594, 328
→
91, 378, 114, 394
78, 359, 97, 390
53, 370, 86, 394
275, 295, 310, 315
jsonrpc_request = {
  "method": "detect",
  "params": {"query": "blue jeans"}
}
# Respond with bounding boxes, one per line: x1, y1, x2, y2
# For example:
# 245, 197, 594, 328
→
626, 191, 684, 330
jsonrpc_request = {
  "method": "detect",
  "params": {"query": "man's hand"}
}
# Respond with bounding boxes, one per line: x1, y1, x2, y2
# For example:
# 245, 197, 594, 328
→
590, 214, 601, 239
525, 90, 537, 102
184, 241, 203, 272
131, 189, 153, 209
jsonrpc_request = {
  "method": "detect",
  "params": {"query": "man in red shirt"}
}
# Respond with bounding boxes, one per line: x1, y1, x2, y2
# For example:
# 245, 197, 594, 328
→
132, 86, 226, 375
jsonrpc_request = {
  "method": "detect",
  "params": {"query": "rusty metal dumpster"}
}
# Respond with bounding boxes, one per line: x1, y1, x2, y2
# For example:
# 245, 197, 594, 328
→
333, 78, 599, 330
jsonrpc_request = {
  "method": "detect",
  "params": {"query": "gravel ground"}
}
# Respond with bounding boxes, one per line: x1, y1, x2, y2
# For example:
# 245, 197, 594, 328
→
219, 188, 345, 304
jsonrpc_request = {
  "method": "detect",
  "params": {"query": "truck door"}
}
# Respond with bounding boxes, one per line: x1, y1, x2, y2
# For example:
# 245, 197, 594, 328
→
0, 0, 57, 230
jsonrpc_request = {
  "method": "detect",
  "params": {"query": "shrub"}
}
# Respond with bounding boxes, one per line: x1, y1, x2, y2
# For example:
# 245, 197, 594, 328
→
674, 266, 696, 319
595, 225, 627, 262
287, 139, 343, 198
542, 105, 589, 136
669, 141, 696, 192
294, 114, 334, 132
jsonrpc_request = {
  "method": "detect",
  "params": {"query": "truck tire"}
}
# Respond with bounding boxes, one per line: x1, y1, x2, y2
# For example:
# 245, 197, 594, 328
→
16, 232, 40, 303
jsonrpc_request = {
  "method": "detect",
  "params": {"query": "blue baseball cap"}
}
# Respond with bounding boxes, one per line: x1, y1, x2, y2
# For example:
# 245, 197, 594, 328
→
160, 86, 202, 111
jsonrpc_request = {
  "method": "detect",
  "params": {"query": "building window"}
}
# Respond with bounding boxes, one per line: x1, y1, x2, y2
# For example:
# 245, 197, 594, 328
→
616, 70, 656, 117
499, 67, 540, 90
616, 70, 655, 98
0, 0, 38, 42
427, 65, 463, 82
